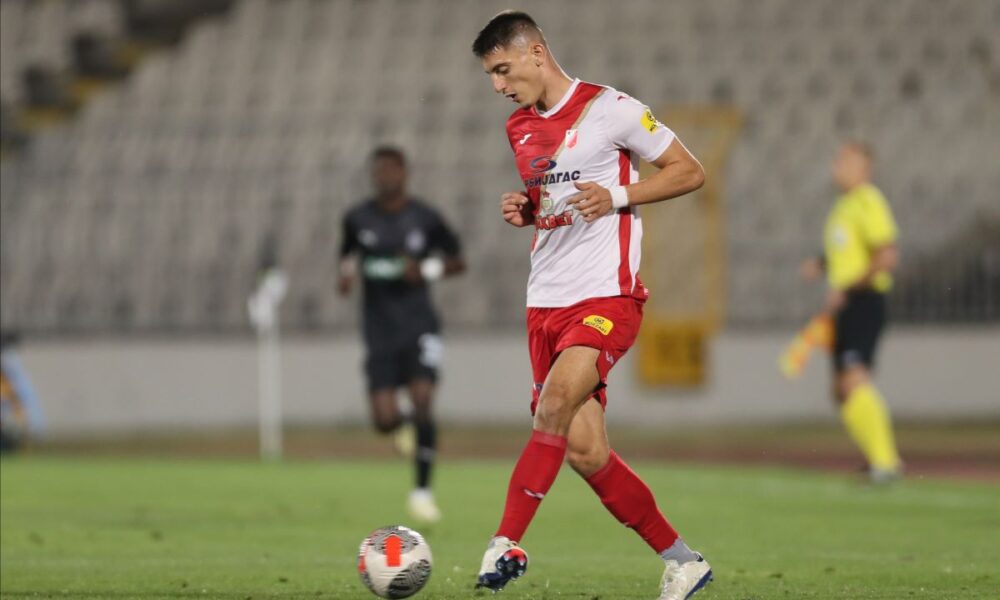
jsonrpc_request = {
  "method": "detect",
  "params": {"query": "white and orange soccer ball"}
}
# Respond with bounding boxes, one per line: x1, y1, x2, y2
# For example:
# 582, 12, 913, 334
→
357, 525, 433, 599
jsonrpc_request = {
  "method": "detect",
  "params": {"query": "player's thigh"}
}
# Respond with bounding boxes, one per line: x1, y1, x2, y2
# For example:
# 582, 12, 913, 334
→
833, 301, 865, 374
365, 349, 401, 392
566, 398, 610, 477
833, 293, 881, 399
527, 307, 557, 414
400, 336, 439, 416
534, 346, 601, 431
862, 292, 887, 366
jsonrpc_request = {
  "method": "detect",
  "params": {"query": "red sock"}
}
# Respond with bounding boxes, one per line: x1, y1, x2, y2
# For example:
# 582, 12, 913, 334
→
495, 430, 568, 542
585, 451, 679, 553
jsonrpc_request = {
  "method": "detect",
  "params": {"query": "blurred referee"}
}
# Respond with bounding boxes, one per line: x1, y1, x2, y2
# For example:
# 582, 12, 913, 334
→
801, 141, 902, 483
338, 146, 465, 521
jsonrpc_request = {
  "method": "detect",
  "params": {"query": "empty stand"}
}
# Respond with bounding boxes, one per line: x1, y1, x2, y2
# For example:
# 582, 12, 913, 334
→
2, 0, 998, 333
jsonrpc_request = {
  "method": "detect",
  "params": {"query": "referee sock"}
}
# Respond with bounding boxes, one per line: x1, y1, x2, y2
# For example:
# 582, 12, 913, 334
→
495, 430, 567, 543
841, 383, 901, 471
585, 451, 680, 554
415, 419, 436, 489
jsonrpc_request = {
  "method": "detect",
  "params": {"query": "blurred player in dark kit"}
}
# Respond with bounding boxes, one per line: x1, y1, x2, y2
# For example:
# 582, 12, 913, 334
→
339, 146, 465, 522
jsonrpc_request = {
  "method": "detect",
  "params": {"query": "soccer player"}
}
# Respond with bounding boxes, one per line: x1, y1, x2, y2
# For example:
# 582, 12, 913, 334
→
338, 146, 466, 522
800, 142, 903, 483
472, 12, 712, 599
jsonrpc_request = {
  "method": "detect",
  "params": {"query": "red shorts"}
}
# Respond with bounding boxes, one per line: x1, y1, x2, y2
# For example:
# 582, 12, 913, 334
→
527, 295, 644, 414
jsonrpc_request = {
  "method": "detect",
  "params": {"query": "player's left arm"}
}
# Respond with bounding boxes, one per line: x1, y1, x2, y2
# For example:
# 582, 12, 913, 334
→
402, 211, 467, 284
846, 243, 899, 291
569, 138, 704, 223
568, 98, 704, 222
618, 138, 705, 204
822, 243, 898, 313
428, 212, 466, 278
845, 189, 900, 291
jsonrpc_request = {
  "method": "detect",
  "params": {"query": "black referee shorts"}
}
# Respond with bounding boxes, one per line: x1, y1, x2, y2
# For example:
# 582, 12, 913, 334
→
364, 333, 442, 392
833, 290, 887, 372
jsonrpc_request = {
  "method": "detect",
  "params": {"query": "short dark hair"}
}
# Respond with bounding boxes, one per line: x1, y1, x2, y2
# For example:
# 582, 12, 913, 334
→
371, 145, 406, 167
471, 11, 543, 58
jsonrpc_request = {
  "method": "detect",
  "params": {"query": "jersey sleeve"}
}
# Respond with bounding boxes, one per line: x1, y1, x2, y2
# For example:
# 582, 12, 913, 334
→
428, 210, 462, 257
603, 93, 676, 163
339, 211, 358, 257
860, 187, 898, 247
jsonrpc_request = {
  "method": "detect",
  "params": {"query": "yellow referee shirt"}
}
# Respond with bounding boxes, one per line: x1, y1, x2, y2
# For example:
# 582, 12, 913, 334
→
824, 183, 898, 293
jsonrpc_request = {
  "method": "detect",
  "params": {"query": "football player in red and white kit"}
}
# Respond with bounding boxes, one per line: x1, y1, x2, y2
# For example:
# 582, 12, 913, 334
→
472, 12, 712, 600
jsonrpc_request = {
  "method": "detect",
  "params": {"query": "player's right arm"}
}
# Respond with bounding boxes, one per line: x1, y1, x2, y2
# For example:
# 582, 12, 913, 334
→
337, 211, 358, 296
501, 191, 534, 227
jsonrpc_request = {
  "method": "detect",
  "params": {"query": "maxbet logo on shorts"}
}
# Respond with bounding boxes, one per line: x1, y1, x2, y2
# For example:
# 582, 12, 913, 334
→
583, 315, 614, 335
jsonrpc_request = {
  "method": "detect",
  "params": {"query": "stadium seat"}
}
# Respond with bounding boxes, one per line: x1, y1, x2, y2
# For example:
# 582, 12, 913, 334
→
1, 0, 996, 332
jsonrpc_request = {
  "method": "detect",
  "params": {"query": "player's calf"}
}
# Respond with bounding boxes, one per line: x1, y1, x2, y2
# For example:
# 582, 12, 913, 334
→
566, 438, 610, 477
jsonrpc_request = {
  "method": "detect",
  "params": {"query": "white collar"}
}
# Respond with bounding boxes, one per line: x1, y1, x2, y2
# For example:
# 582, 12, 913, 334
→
534, 78, 580, 119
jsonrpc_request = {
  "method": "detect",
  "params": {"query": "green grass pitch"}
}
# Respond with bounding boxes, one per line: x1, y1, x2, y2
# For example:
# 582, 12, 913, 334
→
1, 457, 997, 599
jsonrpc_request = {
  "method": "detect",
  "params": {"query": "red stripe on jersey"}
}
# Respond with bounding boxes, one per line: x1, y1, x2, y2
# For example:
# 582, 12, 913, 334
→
506, 82, 604, 257
617, 149, 633, 295
505, 81, 604, 207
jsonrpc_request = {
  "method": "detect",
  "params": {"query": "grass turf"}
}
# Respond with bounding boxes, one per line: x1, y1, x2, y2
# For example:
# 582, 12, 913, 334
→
1, 457, 997, 599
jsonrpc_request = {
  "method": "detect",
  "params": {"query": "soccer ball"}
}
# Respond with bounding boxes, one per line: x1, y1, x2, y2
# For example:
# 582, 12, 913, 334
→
357, 525, 432, 598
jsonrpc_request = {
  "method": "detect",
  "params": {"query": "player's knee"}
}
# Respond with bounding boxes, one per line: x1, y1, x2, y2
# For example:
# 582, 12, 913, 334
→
372, 415, 400, 434
837, 366, 869, 400
533, 385, 576, 433
567, 445, 609, 477
532, 404, 568, 434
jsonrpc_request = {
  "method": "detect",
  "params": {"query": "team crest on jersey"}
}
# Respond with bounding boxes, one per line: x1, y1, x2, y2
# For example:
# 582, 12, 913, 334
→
830, 226, 848, 248
359, 229, 378, 247
406, 229, 426, 253
641, 108, 661, 133
565, 129, 579, 149
583, 315, 614, 335
540, 191, 554, 213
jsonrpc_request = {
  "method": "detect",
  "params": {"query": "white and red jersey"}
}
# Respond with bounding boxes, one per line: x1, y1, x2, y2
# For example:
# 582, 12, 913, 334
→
506, 79, 675, 307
